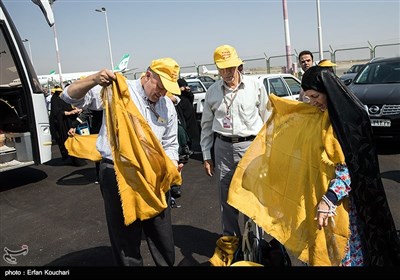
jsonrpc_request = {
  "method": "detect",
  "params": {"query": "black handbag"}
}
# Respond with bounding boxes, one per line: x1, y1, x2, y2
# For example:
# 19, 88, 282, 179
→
258, 236, 292, 266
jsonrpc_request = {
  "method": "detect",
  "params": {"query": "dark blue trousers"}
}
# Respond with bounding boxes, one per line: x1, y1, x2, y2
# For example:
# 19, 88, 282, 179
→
99, 160, 175, 266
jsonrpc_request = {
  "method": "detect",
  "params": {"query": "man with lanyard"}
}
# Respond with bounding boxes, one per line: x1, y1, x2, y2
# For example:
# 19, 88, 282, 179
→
61, 58, 182, 266
200, 45, 269, 238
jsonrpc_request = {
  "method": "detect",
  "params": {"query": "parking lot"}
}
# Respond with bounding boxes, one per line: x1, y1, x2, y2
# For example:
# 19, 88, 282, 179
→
0, 139, 399, 270
0, 144, 220, 268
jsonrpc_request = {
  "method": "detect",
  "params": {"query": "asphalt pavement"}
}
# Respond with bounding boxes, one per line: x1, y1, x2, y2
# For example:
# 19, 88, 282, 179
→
0, 144, 221, 268
0, 140, 399, 273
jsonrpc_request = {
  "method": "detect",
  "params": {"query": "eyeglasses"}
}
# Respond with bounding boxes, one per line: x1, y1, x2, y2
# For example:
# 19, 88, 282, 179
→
150, 71, 166, 92
303, 96, 311, 103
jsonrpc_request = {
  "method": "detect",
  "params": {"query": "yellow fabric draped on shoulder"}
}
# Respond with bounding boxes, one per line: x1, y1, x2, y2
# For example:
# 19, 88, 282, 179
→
228, 95, 349, 266
102, 73, 182, 225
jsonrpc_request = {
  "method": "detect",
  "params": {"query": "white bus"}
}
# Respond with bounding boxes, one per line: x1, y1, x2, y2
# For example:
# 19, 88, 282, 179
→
0, 1, 52, 172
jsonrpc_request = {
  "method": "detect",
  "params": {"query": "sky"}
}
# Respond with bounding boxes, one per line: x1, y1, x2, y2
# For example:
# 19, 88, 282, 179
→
3, 0, 400, 75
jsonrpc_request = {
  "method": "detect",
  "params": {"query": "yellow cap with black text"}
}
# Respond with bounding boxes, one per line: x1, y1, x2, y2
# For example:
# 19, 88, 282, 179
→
213, 45, 243, 69
150, 58, 180, 95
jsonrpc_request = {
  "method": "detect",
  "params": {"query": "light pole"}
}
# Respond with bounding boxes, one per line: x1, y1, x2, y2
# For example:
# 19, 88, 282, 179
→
95, 7, 114, 70
316, 0, 324, 61
282, 0, 292, 73
46, 0, 63, 88
22, 39, 34, 65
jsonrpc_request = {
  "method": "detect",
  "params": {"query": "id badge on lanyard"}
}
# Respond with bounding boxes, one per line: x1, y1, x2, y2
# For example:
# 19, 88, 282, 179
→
223, 115, 232, 128
157, 116, 167, 124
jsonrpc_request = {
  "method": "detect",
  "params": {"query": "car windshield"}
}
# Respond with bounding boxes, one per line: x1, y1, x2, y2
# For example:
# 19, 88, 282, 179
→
266, 78, 290, 97
353, 60, 400, 84
187, 81, 206, 93
346, 64, 364, 73
283, 77, 301, 95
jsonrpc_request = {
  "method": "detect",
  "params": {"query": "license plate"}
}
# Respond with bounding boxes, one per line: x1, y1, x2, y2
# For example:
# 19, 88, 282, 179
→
371, 119, 391, 127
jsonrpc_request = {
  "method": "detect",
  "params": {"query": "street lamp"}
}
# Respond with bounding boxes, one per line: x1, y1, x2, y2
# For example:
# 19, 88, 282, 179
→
95, 7, 114, 70
22, 39, 34, 65
316, 0, 324, 60
47, 0, 64, 88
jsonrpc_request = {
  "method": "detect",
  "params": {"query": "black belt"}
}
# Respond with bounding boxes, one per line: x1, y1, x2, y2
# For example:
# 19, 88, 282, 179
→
101, 158, 114, 165
215, 133, 256, 143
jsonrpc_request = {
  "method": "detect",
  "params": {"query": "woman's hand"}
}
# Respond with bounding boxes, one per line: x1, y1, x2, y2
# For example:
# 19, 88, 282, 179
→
315, 195, 337, 229
315, 199, 330, 230
68, 128, 76, 136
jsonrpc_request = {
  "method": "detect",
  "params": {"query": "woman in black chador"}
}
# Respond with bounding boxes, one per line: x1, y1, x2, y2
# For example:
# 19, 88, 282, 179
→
301, 66, 400, 266
176, 78, 200, 155
49, 86, 85, 166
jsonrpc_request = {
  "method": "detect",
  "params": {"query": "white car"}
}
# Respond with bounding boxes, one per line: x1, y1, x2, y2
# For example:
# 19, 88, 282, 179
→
186, 78, 207, 121
188, 73, 302, 121
249, 73, 302, 101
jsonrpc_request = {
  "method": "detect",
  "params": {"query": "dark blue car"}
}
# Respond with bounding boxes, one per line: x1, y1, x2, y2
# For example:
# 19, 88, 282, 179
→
348, 57, 400, 140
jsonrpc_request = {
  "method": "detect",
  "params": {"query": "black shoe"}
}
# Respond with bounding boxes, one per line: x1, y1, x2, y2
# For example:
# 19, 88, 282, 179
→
179, 154, 189, 164
170, 197, 181, 208
170, 185, 181, 199
181, 145, 191, 156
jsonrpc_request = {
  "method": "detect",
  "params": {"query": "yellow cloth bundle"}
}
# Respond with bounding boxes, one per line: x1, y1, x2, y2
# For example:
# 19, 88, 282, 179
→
64, 134, 102, 162
102, 73, 181, 225
231, 261, 263, 267
209, 236, 240, 267
228, 95, 349, 266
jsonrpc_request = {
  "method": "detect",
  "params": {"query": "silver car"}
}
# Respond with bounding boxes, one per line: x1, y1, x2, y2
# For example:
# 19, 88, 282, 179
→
340, 63, 365, 84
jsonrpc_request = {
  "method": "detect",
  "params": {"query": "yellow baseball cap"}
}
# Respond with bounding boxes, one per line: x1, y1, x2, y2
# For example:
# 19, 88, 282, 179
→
318, 59, 336, 67
51, 86, 62, 94
150, 58, 180, 95
213, 45, 243, 69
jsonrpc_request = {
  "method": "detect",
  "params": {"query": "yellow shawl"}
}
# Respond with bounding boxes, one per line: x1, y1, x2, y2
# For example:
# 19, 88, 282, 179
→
102, 73, 181, 225
65, 134, 102, 162
228, 95, 350, 266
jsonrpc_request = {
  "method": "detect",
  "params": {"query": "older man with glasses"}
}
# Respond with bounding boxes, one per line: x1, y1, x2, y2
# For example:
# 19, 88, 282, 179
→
61, 58, 183, 266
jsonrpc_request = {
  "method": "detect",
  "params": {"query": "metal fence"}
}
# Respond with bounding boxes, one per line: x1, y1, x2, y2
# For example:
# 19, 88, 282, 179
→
130, 42, 399, 79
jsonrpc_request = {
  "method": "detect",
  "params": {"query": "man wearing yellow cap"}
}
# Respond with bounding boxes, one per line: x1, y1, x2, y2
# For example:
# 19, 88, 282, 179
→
200, 45, 269, 238
60, 58, 182, 266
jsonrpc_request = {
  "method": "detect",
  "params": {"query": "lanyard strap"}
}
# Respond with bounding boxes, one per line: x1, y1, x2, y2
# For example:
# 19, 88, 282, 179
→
147, 100, 167, 124
223, 87, 239, 116
147, 101, 160, 119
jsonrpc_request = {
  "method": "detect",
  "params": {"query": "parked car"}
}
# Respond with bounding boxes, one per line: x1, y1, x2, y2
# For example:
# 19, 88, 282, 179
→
196, 75, 216, 89
186, 78, 208, 121
340, 63, 365, 84
189, 73, 302, 122
348, 57, 400, 140
249, 73, 302, 101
